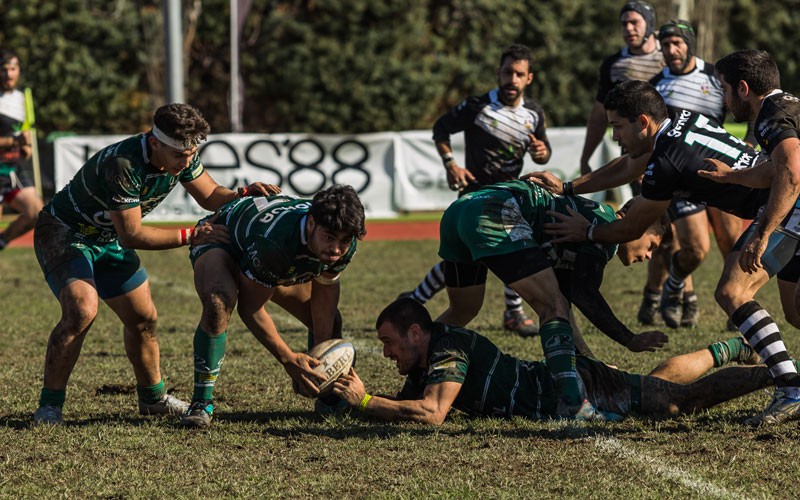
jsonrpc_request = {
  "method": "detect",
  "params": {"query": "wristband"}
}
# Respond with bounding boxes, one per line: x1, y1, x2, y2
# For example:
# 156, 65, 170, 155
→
236, 186, 250, 198
586, 224, 596, 242
180, 227, 194, 246
358, 393, 372, 412
441, 153, 455, 165
562, 181, 574, 196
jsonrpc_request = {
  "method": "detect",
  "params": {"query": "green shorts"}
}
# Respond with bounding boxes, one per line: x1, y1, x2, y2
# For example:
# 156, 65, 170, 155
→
34, 211, 147, 300
438, 189, 538, 263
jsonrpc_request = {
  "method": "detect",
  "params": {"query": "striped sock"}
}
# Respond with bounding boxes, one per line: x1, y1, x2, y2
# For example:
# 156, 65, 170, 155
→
540, 318, 581, 409
504, 286, 524, 312
665, 253, 689, 292
192, 327, 228, 403
732, 301, 800, 397
411, 262, 445, 304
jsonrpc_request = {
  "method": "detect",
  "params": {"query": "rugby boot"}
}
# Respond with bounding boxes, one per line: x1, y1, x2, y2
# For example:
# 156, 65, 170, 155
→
744, 389, 800, 427
636, 287, 660, 325
139, 393, 190, 416
573, 400, 624, 422
680, 291, 699, 328
33, 404, 63, 426
180, 400, 214, 428
659, 286, 684, 329
503, 309, 539, 337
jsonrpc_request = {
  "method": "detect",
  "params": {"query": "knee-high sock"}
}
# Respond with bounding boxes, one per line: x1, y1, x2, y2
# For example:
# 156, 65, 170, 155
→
732, 301, 800, 396
540, 318, 581, 409
410, 262, 445, 304
192, 327, 228, 403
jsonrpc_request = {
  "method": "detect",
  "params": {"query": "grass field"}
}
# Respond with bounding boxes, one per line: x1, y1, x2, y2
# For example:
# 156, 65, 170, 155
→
1, 238, 799, 498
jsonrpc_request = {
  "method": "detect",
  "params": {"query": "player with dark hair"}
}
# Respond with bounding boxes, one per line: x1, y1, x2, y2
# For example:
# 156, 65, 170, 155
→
0, 48, 43, 250
181, 185, 366, 428
32, 103, 280, 425
330, 298, 765, 424
532, 78, 800, 425
639, 20, 748, 328
579, 0, 664, 176
399, 43, 551, 338
420, 178, 671, 419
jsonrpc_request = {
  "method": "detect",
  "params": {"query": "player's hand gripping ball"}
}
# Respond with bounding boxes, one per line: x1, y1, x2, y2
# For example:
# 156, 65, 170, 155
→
295, 339, 356, 398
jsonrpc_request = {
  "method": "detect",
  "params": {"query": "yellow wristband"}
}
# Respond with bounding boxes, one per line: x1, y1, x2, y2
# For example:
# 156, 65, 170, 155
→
358, 393, 372, 412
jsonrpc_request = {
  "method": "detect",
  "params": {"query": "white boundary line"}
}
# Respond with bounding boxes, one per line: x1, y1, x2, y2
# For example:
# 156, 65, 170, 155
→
594, 436, 748, 499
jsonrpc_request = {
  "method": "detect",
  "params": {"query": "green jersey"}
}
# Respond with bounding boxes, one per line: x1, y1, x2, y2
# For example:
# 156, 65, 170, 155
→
201, 194, 358, 287
45, 133, 204, 243
439, 180, 618, 268
397, 323, 559, 418
397, 323, 640, 419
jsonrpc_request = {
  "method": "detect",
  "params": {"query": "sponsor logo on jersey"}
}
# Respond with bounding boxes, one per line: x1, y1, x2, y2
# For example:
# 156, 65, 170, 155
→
700, 83, 710, 95
667, 109, 692, 138
644, 163, 655, 176
733, 151, 756, 169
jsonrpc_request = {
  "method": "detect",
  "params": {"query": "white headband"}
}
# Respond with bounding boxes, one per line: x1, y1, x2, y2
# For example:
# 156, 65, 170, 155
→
151, 124, 204, 151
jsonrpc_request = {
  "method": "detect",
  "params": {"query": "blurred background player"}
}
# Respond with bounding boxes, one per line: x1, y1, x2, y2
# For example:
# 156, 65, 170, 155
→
400, 44, 551, 337
639, 20, 748, 329
0, 48, 43, 250
579, 0, 663, 177
33, 103, 278, 425
181, 185, 366, 428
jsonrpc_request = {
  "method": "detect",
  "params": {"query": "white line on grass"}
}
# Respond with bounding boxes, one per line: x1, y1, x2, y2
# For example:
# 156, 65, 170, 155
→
594, 437, 747, 499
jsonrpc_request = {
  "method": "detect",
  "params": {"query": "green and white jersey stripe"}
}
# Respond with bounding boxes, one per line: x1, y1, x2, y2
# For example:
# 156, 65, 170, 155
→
46, 133, 203, 243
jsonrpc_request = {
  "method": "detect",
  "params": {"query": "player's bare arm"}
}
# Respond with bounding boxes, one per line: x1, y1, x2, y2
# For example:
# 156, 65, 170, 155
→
236, 276, 325, 396
309, 275, 342, 345
580, 101, 610, 174
699, 158, 773, 188
333, 369, 461, 425
437, 140, 475, 191
741, 138, 800, 273
110, 206, 196, 250
183, 171, 280, 211
545, 197, 668, 244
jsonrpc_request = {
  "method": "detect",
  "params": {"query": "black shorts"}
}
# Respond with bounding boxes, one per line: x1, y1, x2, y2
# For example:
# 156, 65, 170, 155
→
443, 247, 552, 287
667, 198, 705, 222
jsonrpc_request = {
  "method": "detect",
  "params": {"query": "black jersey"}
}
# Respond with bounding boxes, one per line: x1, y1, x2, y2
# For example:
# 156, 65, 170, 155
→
432, 89, 549, 186
649, 58, 725, 124
754, 90, 800, 155
596, 47, 664, 103
642, 110, 768, 218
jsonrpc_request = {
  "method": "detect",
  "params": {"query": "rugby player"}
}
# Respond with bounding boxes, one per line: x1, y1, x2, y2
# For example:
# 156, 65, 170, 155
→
534, 77, 800, 425
426, 178, 671, 418
331, 298, 766, 424
641, 20, 748, 328
180, 185, 366, 428
400, 44, 550, 337
33, 103, 279, 425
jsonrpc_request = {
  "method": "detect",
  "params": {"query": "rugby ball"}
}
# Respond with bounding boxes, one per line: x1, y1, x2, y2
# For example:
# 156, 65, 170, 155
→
307, 338, 356, 397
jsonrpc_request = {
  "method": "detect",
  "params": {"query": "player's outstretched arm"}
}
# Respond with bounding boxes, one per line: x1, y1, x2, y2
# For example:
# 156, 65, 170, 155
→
309, 276, 342, 345
333, 369, 461, 425
236, 278, 325, 397
110, 206, 198, 250
698, 158, 773, 188
183, 171, 281, 211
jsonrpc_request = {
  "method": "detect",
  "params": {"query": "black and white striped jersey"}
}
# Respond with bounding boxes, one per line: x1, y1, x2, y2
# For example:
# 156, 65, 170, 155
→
596, 47, 665, 103
650, 58, 725, 123
433, 89, 550, 186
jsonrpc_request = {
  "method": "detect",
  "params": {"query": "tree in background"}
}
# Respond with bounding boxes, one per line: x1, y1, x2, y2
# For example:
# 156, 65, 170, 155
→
0, 0, 798, 137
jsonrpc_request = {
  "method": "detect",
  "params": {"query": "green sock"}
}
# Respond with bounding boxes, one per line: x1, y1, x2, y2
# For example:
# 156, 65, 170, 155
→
540, 318, 581, 409
136, 380, 166, 404
708, 337, 750, 367
39, 388, 66, 408
193, 327, 227, 403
